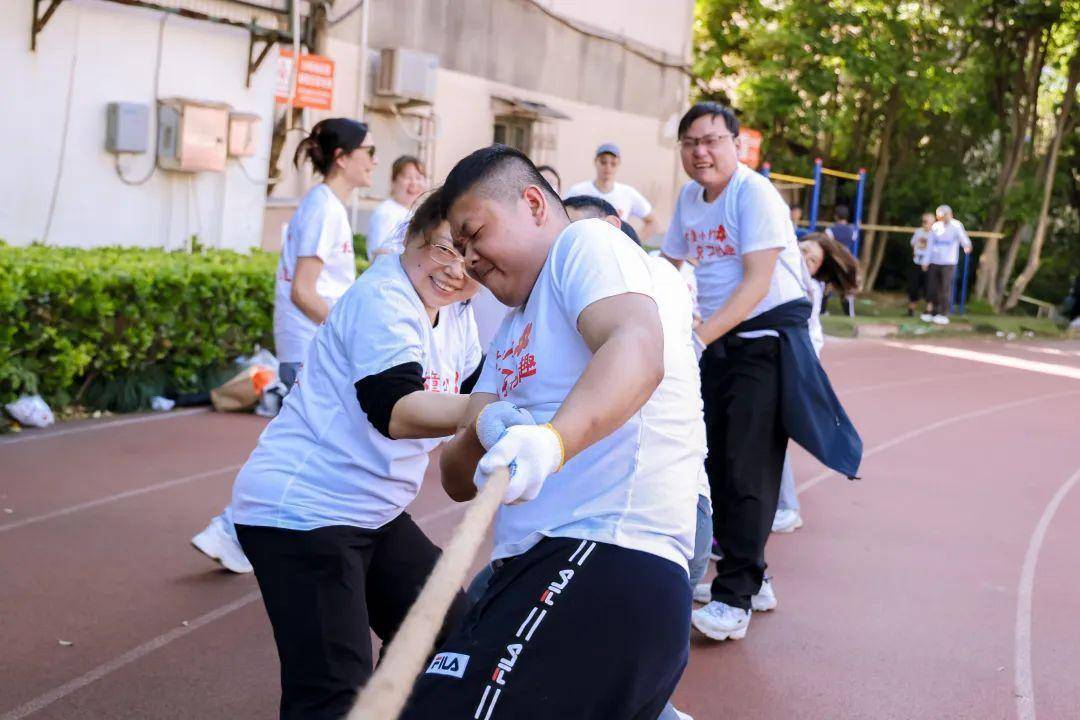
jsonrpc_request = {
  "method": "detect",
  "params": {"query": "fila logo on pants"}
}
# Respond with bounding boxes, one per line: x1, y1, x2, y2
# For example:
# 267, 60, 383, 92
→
473, 540, 596, 720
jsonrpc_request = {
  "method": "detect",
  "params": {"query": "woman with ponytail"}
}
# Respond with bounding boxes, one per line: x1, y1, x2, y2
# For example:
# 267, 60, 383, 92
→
190, 119, 376, 576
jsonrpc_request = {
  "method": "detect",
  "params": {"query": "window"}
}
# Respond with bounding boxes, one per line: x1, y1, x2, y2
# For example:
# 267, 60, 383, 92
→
493, 117, 533, 153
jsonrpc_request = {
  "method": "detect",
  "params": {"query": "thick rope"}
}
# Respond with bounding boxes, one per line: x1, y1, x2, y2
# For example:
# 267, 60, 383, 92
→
346, 467, 510, 720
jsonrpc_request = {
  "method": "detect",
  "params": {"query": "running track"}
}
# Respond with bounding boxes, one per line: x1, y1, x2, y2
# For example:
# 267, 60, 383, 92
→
2, 339, 1079, 719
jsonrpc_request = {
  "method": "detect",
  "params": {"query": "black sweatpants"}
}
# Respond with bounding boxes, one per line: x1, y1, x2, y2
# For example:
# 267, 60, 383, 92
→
701, 335, 788, 610
401, 537, 691, 720
236, 514, 468, 720
907, 264, 928, 303
926, 263, 956, 314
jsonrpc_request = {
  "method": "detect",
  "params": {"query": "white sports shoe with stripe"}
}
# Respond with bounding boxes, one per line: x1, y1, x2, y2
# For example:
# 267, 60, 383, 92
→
751, 577, 777, 612
191, 515, 252, 574
692, 601, 751, 640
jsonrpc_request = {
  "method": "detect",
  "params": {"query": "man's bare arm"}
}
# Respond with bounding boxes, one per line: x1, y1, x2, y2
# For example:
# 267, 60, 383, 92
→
439, 392, 498, 501
695, 247, 780, 346
549, 293, 664, 461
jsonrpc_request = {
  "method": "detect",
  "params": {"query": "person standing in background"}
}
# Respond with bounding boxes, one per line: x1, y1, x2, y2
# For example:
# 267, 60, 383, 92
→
922, 204, 972, 326
192, 118, 377, 575
825, 205, 857, 316
366, 155, 427, 261
908, 213, 934, 317
790, 205, 810, 239
565, 143, 660, 241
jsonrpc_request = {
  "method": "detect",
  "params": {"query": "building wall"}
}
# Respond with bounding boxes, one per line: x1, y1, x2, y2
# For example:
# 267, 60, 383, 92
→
262, 0, 693, 249
0, 0, 278, 250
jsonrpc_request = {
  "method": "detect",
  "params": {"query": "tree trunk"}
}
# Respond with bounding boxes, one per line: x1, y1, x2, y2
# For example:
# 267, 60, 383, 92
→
1003, 46, 1080, 310
995, 222, 1028, 301
974, 28, 1051, 304
860, 85, 901, 290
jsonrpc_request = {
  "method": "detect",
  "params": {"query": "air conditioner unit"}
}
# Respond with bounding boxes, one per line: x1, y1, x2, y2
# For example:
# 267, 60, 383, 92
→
157, 98, 230, 172
375, 48, 438, 104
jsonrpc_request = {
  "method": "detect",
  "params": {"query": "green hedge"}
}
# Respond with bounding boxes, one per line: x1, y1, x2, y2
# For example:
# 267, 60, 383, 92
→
1, 244, 372, 410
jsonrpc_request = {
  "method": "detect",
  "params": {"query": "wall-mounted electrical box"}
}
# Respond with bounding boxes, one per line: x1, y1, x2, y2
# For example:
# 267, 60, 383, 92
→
375, 48, 438, 105
228, 113, 261, 158
106, 102, 149, 154
157, 98, 230, 172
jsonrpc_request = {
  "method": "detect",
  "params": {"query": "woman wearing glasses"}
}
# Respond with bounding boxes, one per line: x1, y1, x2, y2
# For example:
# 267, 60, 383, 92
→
230, 188, 481, 720
191, 119, 378, 575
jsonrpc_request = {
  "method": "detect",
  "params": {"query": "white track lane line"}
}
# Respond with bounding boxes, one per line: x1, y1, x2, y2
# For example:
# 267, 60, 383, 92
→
882, 342, 1080, 381
0, 502, 468, 719
0, 408, 209, 446
0, 465, 242, 534
838, 368, 1008, 397
797, 389, 1080, 494
1014, 464, 1080, 720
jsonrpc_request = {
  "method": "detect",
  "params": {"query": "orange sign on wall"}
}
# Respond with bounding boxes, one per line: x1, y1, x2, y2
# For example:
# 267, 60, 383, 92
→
738, 127, 763, 169
275, 50, 335, 111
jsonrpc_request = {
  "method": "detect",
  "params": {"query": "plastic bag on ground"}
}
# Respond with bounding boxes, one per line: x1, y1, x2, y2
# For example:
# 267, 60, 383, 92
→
235, 347, 279, 374
150, 396, 176, 412
5, 395, 56, 428
211, 366, 276, 412
254, 380, 287, 418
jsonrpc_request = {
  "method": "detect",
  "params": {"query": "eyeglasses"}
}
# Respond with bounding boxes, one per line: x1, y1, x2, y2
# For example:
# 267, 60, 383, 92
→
360, 145, 376, 159
429, 242, 466, 268
678, 134, 733, 151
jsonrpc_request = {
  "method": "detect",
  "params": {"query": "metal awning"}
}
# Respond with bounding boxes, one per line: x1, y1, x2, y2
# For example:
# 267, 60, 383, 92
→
492, 96, 572, 121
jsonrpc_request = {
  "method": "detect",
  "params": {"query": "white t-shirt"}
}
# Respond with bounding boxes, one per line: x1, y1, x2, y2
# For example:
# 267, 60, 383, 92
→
366, 198, 411, 261
474, 219, 704, 572
564, 180, 652, 221
929, 219, 971, 266
274, 184, 357, 363
661, 164, 806, 336
911, 229, 932, 265
233, 255, 482, 531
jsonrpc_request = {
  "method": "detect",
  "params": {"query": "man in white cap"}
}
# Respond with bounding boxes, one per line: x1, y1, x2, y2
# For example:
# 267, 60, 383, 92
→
922, 204, 972, 325
565, 143, 659, 241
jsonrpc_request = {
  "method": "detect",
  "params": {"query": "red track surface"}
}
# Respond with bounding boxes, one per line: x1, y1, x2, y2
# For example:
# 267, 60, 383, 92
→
2, 339, 1079, 719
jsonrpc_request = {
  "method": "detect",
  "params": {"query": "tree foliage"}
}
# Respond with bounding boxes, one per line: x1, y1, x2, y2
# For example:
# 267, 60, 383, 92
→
693, 0, 1079, 306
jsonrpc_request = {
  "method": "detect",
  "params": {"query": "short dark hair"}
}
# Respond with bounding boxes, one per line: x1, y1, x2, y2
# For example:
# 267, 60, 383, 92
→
536, 164, 561, 188
405, 187, 444, 246
563, 194, 619, 219
439, 144, 563, 218
834, 205, 850, 222
391, 155, 425, 181
563, 195, 642, 246
294, 118, 369, 176
677, 102, 739, 139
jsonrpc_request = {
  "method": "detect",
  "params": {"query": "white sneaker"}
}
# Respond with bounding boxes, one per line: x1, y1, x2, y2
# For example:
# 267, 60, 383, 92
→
772, 508, 804, 533
920, 313, 934, 323
751, 577, 778, 612
693, 582, 712, 604
691, 601, 751, 640
191, 515, 253, 574
932, 314, 950, 325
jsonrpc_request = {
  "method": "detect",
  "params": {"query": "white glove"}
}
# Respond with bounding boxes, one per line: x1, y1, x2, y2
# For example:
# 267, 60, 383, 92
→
476, 424, 565, 505
474, 401, 535, 451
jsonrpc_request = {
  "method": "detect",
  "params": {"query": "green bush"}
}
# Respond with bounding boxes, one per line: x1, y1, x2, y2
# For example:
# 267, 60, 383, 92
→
1, 245, 282, 409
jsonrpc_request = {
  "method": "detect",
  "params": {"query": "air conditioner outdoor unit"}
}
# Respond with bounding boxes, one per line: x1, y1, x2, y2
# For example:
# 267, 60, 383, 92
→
375, 48, 438, 104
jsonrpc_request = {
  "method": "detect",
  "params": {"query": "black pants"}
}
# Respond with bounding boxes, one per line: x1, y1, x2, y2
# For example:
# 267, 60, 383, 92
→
402, 537, 691, 720
926, 263, 956, 314
907, 264, 928, 303
236, 514, 468, 720
700, 335, 788, 610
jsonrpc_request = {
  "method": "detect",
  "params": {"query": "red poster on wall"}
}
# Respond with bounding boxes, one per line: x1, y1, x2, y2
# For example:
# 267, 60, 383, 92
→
738, 127, 763, 169
275, 50, 335, 111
